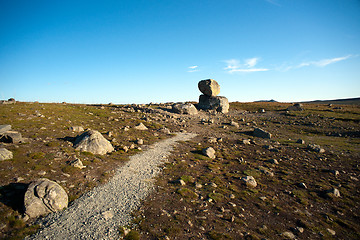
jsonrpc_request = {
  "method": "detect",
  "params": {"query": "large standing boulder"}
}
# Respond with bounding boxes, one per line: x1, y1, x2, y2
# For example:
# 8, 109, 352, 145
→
73, 130, 114, 155
172, 103, 198, 115
198, 79, 220, 97
198, 95, 229, 113
24, 178, 68, 218
0, 148, 13, 161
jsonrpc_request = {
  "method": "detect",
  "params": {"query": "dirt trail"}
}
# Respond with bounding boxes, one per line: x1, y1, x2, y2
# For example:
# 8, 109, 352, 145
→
26, 132, 196, 240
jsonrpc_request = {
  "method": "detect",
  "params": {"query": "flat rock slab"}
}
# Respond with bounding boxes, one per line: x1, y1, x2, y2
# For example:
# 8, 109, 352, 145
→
0, 148, 13, 161
0, 125, 11, 134
27, 132, 196, 240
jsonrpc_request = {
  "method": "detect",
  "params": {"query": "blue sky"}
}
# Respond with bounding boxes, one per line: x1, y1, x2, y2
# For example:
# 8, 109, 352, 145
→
0, 0, 359, 103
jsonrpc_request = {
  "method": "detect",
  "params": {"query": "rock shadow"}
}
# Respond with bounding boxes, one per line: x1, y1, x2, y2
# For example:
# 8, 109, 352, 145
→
57, 136, 77, 144
0, 183, 28, 213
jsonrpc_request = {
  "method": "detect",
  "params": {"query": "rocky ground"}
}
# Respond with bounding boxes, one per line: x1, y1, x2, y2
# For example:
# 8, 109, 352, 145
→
0, 101, 359, 239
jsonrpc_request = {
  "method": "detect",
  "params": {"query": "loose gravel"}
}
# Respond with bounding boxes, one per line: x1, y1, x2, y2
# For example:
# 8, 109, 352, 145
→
26, 132, 196, 240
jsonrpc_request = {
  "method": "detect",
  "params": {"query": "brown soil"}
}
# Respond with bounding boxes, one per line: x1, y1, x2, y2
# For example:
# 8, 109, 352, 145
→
0, 102, 359, 239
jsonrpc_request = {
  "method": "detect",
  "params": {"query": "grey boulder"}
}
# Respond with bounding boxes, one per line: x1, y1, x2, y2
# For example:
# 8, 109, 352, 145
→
172, 103, 198, 115
198, 79, 220, 97
198, 95, 229, 113
253, 127, 272, 139
74, 130, 114, 155
24, 178, 68, 218
287, 103, 304, 111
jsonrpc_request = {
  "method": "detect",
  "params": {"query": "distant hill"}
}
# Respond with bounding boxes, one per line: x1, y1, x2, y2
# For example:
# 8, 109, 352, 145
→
301, 97, 360, 105
254, 99, 277, 103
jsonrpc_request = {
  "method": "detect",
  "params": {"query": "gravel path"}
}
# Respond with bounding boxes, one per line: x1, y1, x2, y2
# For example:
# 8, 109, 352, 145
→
27, 132, 196, 240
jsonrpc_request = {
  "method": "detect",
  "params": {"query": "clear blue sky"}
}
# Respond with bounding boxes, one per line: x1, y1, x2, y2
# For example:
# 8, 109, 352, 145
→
1, 0, 359, 103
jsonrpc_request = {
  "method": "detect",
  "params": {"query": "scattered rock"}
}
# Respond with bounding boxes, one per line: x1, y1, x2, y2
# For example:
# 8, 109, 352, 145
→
202, 147, 216, 159
230, 121, 239, 128
242, 139, 251, 145
73, 130, 114, 155
136, 139, 144, 145
0, 130, 23, 143
242, 176, 257, 188
172, 103, 198, 115
134, 123, 148, 130
299, 182, 307, 189
327, 228, 336, 236
198, 95, 229, 113
0, 148, 13, 161
287, 103, 304, 111
282, 231, 296, 239
260, 168, 274, 177
0, 125, 11, 134
69, 126, 84, 132
253, 127, 272, 139
326, 188, 340, 198
69, 158, 86, 169
207, 137, 218, 143
198, 79, 220, 97
296, 139, 305, 144
308, 144, 325, 153
24, 178, 68, 218
173, 179, 186, 186
268, 159, 279, 164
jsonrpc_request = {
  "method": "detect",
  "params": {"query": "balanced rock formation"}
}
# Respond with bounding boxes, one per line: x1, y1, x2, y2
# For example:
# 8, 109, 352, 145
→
172, 103, 198, 115
198, 79, 220, 97
197, 79, 229, 113
73, 130, 114, 155
24, 178, 68, 218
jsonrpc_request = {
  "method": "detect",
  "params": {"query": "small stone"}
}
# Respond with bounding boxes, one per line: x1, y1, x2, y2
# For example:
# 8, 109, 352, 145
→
297, 139, 305, 144
327, 188, 340, 198
208, 137, 217, 143
69, 158, 86, 169
327, 228, 336, 236
15, 177, 25, 182
175, 179, 186, 186
210, 182, 217, 188
38, 171, 47, 176
134, 123, 148, 130
242, 139, 251, 145
69, 126, 84, 132
242, 176, 257, 188
229, 194, 235, 199
295, 227, 304, 233
230, 121, 239, 128
268, 159, 279, 164
299, 182, 307, 189
308, 144, 325, 153
122, 146, 129, 152
282, 231, 296, 239
195, 183, 203, 188
136, 139, 144, 145
202, 147, 216, 159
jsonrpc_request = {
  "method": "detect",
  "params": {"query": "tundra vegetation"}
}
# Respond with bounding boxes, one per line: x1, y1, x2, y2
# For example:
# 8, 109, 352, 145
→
0, 100, 359, 239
